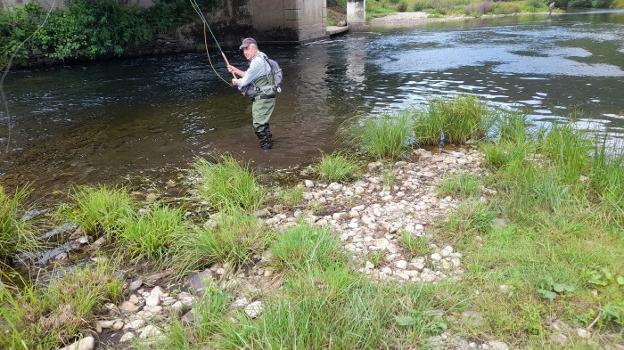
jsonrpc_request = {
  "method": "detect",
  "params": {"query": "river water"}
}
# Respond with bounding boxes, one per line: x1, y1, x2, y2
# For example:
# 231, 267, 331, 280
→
2, 10, 623, 193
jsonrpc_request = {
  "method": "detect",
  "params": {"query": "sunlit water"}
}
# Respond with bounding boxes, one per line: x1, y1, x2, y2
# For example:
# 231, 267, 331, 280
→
2, 10, 623, 193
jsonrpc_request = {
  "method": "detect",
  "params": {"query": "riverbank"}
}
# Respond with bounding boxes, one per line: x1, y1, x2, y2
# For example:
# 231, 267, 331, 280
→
2, 96, 623, 349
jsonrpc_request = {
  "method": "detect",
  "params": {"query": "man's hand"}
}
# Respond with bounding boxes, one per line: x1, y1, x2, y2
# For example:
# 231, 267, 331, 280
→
232, 78, 239, 86
227, 65, 235, 74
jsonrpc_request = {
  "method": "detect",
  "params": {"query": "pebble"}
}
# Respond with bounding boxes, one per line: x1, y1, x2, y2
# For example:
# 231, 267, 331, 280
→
245, 301, 263, 318
123, 319, 146, 330
145, 286, 163, 307
59, 336, 94, 350
119, 301, 140, 313
139, 325, 162, 339
129, 279, 143, 291
119, 332, 135, 342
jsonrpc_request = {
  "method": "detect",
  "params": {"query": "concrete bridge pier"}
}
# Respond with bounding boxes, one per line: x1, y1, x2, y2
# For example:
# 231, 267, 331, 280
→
347, 0, 367, 31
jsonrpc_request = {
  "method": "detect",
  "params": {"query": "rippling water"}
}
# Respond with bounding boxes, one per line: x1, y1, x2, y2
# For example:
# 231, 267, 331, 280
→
2, 10, 623, 192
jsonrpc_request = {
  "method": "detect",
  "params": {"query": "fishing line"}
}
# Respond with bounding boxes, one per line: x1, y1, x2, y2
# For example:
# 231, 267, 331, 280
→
1, 0, 57, 155
188, 0, 234, 86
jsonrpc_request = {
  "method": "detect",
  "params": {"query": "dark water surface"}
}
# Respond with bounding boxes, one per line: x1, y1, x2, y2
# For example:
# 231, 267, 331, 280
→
2, 10, 624, 193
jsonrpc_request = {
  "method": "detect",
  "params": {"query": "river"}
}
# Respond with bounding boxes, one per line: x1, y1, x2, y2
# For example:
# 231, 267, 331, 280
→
2, 10, 623, 194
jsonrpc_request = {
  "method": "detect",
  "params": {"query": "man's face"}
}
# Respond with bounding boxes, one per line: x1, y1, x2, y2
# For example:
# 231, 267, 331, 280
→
243, 45, 257, 60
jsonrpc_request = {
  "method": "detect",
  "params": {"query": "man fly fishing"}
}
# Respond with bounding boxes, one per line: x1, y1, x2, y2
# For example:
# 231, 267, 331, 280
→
227, 38, 278, 150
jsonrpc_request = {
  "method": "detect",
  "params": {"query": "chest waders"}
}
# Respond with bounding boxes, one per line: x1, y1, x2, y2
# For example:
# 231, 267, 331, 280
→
251, 74, 276, 150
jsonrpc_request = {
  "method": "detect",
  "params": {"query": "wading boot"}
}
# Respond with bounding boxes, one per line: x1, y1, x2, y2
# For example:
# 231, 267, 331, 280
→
254, 124, 273, 150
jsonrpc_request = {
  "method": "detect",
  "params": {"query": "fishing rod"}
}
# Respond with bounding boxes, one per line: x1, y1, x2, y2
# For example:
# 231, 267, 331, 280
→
188, 0, 236, 85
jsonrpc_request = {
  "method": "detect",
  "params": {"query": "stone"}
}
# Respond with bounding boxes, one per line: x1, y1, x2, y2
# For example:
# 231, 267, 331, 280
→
124, 319, 146, 330
550, 333, 568, 345
576, 328, 590, 339
245, 301, 263, 318
144, 305, 163, 314
139, 325, 162, 339
96, 320, 115, 330
60, 336, 94, 350
231, 297, 249, 308
171, 301, 187, 314
112, 320, 124, 330
129, 279, 143, 291
187, 270, 213, 294
374, 238, 390, 250
145, 286, 163, 307
76, 236, 90, 245
431, 253, 442, 261
304, 180, 314, 188
488, 341, 509, 350
367, 162, 382, 172
129, 294, 140, 304
395, 260, 408, 269
181, 310, 196, 325
119, 301, 140, 313
120, 332, 135, 342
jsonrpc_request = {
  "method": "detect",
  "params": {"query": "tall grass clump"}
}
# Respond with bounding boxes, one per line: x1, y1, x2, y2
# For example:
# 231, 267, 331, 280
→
270, 223, 346, 272
589, 144, 624, 227
537, 123, 593, 183
175, 211, 272, 271
0, 260, 123, 349
0, 186, 37, 262
351, 112, 413, 159
316, 152, 359, 182
118, 205, 188, 262
414, 95, 490, 146
61, 186, 134, 234
194, 156, 264, 212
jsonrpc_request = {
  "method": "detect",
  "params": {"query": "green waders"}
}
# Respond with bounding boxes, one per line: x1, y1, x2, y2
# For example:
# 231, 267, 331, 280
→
251, 75, 275, 150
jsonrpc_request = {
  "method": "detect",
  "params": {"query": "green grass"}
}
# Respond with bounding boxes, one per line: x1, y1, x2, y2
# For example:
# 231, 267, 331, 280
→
118, 204, 189, 262
60, 186, 134, 234
437, 173, 480, 198
0, 186, 37, 263
270, 224, 346, 272
350, 111, 413, 159
316, 153, 360, 182
277, 186, 305, 207
175, 211, 273, 270
413, 95, 491, 146
194, 156, 264, 212
438, 117, 624, 346
400, 230, 431, 258
0, 260, 123, 349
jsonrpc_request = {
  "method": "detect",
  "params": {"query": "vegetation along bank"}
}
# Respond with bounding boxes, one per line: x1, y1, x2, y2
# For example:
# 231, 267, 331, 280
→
1, 95, 623, 349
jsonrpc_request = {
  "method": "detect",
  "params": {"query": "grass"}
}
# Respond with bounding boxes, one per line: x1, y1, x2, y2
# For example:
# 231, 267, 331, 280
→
437, 117, 624, 346
277, 186, 305, 207
175, 211, 273, 270
0, 186, 37, 263
0, 260, 123, 349
349, 111, 413, 159
413, 95, 491, 146
194, 156, 264, 212
437, 173, 481, 198
60, 186, 134, 234
118, 204, 189, 262
316, 152, 360, 182
400, 230, 431, 258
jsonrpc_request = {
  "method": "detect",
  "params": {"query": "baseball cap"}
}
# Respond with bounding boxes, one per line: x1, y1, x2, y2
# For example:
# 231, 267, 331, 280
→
239, 37, 257, 50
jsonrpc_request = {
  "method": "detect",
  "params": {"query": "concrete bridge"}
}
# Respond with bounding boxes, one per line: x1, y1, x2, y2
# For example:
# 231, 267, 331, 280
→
1, 0, 366, 43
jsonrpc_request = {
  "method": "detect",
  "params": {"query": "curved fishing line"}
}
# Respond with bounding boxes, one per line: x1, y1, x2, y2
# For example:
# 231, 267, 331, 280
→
1, 0, 57, 155
188, 0, 234, 86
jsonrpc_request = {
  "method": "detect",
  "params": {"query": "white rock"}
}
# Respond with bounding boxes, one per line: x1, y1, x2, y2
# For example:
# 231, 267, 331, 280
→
124, 319, 146, 330
139, 325, 162, 339
576, 328, 591, 339
119, 332, 135, 342
374, 238, 390, 250
129, 294, 140, 304
431, 253, 442, 261
129, 279, 143, 291
231, 297, 249, 308
441, 246, 453, 257
245, 301, 263, 318
144, 305, 162, 314
365, 261, 374, 270
489, 341, 509, 350
395, 260, 408, 269
145, 286, 163, 307
112, 320, 124, 330
304, 180, 314, 188
380, 266, 392, 274
119, 301, 140, 313
60, 336, 95, 350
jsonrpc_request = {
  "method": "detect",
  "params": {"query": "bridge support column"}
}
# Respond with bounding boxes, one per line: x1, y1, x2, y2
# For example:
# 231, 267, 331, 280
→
251, 0, 328, 43
347, 0, 367, 30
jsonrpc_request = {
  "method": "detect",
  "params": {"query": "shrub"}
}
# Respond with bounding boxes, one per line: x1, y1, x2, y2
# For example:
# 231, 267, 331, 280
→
61, 186, 134, 234
0, 186, 37, 263
118, 205, 188, 262
194, 156, 264, 212
316, 153, 359, 182
568, 0, 592, 7
0, 260, 123, 349
397, 1, 409, 11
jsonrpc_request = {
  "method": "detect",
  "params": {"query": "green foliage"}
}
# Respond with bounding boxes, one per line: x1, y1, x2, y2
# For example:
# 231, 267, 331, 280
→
118, 204, 188, 262
0, 186, 37, 262
414, 95, 490, 146
277, 186, 305, 207
271, 224, 346, 272
437, 174, 480, 198
400, 231, 431, 257
537, 124, 592, 183
351, 112, 413, 159
0, 0, 196, 66
583, 267, 624, 288
0, 260, 123, 349
316, 153, 359, 182
568, 0, 593, 7
176, 211, 272, 270
537, 275, 575, 300
61, 186, 134, 234
194, 156, 264, 212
